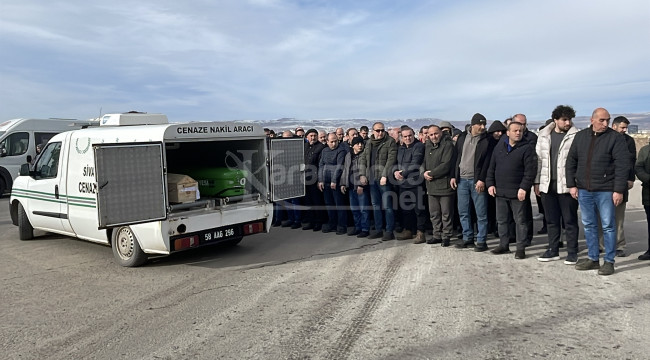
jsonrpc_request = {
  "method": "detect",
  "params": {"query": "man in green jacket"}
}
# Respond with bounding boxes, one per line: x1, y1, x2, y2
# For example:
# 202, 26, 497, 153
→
359, 122, 398, 240
423, 125, 457, 247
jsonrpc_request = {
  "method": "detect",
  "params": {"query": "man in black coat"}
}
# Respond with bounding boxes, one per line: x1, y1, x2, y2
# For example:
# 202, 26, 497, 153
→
451, 113, 495, 251
393, 127, 426, 242
302, 129, 326, 231
487, 121, 538, 259
566, 108, 630, 275
512, 113, 541, 244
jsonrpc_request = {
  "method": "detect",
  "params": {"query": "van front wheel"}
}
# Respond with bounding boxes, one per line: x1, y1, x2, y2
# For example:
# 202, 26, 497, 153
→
18, 203, 34, 240
111, 226, 147, 267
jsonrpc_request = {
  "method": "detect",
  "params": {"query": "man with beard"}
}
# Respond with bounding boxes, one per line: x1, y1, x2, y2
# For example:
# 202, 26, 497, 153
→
423, 125, 457, 246
451, 113, 494, 251
534, 105, 580, 264
487, 121, 538, 259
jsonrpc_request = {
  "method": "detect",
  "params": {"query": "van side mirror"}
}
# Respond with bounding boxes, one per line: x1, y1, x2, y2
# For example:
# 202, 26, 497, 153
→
0, 146, 6, 157
19, 163, 31, 176
26, 155, 32, 164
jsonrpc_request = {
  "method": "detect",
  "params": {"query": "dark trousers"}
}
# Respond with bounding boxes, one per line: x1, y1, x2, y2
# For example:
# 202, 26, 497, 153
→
541, 183, 579, 255
304, 183, 325, 226
323, 186, 347, 230
399, 186, 427, 232
496, 197, 528, 251
524, 197, 534, 241
645, 205, 650, 251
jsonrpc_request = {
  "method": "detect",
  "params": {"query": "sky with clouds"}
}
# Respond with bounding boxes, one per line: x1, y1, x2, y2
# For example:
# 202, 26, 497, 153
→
1, 0, 649, 123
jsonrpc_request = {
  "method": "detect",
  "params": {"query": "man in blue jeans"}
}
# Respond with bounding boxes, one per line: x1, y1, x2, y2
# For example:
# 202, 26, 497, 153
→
450, 113, 496, 251
565, 107, 631, 276
359, 122, 398, 240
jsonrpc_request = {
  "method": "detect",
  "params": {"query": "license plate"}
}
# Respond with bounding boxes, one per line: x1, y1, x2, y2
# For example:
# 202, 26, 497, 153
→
201, 225, 240, 243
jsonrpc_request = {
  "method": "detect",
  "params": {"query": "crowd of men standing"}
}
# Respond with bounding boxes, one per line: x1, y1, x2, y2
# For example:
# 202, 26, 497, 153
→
264, 105, 650, 276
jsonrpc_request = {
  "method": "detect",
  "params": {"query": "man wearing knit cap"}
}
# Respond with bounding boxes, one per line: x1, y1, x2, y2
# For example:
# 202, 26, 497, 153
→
451, 113, 494, 251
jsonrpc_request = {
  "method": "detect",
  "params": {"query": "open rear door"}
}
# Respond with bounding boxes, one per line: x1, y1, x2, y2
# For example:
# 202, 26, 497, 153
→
269, 138, 305, 201
94, 143, 167, 228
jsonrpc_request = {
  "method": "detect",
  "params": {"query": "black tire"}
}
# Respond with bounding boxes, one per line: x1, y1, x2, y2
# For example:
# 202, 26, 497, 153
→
17, 202, 34, 240
0, 177, 6, 197
111, 226, 147, 267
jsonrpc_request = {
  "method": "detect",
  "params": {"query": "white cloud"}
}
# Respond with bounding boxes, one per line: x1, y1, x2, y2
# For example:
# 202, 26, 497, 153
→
0, 0, 648, 122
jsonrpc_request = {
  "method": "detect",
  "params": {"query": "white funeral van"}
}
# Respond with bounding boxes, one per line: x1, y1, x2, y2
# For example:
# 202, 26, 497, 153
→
9, 113, 305, 266
0, 118, 98, 195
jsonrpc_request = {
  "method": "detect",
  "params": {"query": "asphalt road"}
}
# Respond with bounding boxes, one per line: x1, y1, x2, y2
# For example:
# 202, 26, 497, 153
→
1, 193, 649, 360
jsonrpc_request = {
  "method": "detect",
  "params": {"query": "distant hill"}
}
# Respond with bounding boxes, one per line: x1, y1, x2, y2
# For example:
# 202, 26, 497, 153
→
244, 112, 650, 134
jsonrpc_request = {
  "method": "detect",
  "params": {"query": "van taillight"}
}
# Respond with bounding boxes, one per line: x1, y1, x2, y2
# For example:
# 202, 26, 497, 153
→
174, 235, 199, 250
243, 222, 264, 235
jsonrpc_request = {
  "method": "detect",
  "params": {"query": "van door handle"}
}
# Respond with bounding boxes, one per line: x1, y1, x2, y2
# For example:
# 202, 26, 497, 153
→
55, 185, 59, 199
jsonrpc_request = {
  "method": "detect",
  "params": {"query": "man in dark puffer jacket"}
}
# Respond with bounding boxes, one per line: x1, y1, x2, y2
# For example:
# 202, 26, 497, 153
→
565, 107, 630, 276
487, 121, 538, 260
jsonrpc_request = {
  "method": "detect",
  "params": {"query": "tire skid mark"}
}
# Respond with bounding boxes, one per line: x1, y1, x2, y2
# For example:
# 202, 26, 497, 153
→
325, 247, 407, 360
283, 255, 367, 360
28, 271, 282, 360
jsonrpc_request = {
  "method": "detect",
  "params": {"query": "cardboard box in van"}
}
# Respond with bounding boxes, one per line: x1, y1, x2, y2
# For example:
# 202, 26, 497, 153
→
167, 173, 199, 203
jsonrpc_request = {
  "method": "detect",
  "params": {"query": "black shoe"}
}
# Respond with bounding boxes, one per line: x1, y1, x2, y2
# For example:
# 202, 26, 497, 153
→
336, 227, 347, 235
291, 223, 302, 229
368, 231, 383, 239
322, 225, 334, 233
442, 239, 450, 247
272, 221, 282, 227
474, 242, 489, 252
615, 249, 627, 257
491, 246, 511, 255
281, 220, 292, 227
302, 223, 314, 230
348, 229, 361, 236
537, 226, 547, 234
515, 250, 526, 259
455, 241, 474, 249
312, 224, 322, 232
638, 251, 650, 261
382, 231, 395, 241
537, 249, 560, 262
357, 231, 369, 238
427, 237, 442, 245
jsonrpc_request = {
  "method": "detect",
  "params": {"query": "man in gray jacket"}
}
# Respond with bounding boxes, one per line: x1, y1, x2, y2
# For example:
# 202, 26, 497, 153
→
534, 105, 580, 264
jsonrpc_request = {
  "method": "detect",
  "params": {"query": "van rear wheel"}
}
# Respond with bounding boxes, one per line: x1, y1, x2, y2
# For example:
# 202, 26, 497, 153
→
111, 226, 147, 267
17, 203, 34, 240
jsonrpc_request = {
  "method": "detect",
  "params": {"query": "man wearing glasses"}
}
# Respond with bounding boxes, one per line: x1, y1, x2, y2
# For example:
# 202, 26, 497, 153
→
360, 122, 398, 240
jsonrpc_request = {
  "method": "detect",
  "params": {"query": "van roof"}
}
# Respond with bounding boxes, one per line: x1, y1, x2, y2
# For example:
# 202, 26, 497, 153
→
54, 121, 265, 144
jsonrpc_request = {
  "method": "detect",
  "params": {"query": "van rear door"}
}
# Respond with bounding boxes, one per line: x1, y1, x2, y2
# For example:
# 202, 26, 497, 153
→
269, 138, 305, 201
94, 143, 167, 229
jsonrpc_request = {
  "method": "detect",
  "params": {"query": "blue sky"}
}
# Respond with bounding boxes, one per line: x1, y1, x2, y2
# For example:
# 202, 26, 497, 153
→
1, 0, 649, 123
